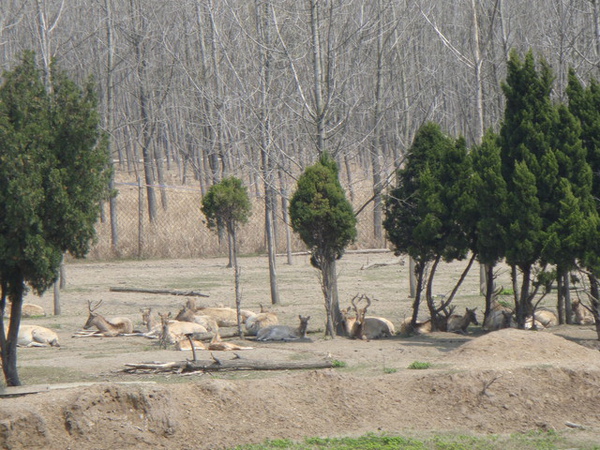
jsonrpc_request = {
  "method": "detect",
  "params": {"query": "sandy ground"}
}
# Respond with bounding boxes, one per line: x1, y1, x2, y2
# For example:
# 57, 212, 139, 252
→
1, 252, 600, 449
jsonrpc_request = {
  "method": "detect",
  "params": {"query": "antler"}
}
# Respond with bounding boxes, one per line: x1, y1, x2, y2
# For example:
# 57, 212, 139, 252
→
88, 299, 103, 312
350, 294, 361, 313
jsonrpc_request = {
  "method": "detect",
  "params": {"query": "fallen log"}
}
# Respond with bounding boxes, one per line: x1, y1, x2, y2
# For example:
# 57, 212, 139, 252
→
123, 357, 334, 373
109, 287, 209, 297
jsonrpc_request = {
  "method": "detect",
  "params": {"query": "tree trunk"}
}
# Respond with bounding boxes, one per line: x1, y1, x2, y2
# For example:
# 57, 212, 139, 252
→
410, 260, 426, 327
587, 273, 600, 340
0, 274, 25, 386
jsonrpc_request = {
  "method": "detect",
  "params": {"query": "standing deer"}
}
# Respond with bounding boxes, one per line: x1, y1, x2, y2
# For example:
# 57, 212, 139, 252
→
83, 300, 134, 336
341, 295, 395, 340
256, 315, 311, 341
446, 307, 479, 334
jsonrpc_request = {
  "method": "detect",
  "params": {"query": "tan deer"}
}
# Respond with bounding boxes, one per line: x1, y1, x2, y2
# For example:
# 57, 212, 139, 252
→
83, 300, 134, 336
15, 325, 60, 347
245, 304, 278, 336
341, 295, 395, 340
185, 298, 255, 327
207, 331, 254, 350
175, 305, 219, 332
483, 309, 516, 331
255, 315, 311, 341
446, 307, 479, 334
157, 312, 208, 345
572, 298, 595, 325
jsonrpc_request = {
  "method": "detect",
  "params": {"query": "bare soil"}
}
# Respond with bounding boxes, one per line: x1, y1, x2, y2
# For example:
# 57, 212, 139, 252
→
2, 252, 600, 449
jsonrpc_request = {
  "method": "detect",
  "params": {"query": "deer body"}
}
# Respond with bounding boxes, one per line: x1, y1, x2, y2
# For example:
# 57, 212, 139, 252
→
447, 307, 479, 334
245, 305, 278, 336
483, 309, 516, 331
84, 301, 133, 336
17, 325, 60, 347
175, 306, 219, 332
208, 332, 254, 350
340, 295, 395, 340
256, 315, 311, 341
572, 299, 595, 325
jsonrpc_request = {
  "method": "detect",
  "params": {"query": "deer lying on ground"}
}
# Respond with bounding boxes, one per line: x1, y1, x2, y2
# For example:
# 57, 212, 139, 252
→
207, 331, 254, 350
175, 305, 219, 332
83, 300, 134, 336
341, 295, 395, 340
5, 302, 46, 318
399, 313, 449, 335
446, 307, 479, 334
530, 309, 558, 328
185, 298, 255, 327
245, 304, 278, 336
15, 325, 60, 347
256, 315, 311, 341
483, 309, 516, 331
572, 298, 595, 325
157, 312, 208, 345
140, 307, 161, 337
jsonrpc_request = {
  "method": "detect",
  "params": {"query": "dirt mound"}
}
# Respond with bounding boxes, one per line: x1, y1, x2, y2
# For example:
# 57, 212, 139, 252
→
3, 360, 600, 449
444, 328, 600, 369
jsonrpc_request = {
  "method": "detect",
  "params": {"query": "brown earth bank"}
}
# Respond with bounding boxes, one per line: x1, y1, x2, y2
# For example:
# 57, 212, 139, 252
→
2, 329, 600, 449
1, 254, 600, 449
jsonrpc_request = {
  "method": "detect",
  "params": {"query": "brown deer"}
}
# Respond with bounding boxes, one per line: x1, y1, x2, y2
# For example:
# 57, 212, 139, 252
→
446, 307, 479, 334
255, 315, 311, 341
572, 298, 595, 325
83, 300, 133, 336
16, 325, 60, 347
245, 304, 278, 336
483, 309, 516, 331
341, 295, 395, 340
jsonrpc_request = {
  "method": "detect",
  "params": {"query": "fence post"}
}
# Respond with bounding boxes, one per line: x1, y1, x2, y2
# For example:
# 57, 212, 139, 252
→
138, 176, 145, 258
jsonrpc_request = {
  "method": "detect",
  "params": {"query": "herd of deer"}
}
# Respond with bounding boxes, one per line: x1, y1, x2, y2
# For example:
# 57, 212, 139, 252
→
11, 291, 598, 348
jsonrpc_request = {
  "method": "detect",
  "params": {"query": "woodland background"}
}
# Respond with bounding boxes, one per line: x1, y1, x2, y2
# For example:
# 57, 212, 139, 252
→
2, 1, 599, 259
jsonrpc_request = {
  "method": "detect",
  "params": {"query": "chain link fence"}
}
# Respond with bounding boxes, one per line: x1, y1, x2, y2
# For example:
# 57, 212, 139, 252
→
87, 179, 384, 260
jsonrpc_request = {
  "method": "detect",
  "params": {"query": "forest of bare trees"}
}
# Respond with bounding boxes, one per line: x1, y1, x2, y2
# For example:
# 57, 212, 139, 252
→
2, 1, 600, 257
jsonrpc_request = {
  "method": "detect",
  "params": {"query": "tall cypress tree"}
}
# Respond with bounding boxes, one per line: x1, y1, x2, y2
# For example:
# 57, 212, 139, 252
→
0, 52, 110, 386
384, 122, 471, 329
499, 50, 559, 327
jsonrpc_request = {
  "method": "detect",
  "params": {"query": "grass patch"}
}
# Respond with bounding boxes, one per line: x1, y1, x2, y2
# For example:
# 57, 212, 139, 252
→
383, 367, 397, 374
331, 360, 347, 368
408, 361, 431, 370
19, 366, 88, 385
231, 430, 598, 450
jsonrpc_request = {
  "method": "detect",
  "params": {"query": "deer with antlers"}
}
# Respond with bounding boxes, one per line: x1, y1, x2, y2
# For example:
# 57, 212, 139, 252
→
341, 294, 395, 340
83, 300, 134, 336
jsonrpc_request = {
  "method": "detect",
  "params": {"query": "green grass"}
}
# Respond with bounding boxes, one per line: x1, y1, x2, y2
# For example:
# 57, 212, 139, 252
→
231, 430, 600, 450
408, 361, 431, 370
383, 367, 397, 374
19, 366, 88, 385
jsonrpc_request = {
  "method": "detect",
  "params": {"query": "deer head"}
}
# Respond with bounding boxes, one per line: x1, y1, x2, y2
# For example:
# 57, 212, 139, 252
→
83, 300, 103, 329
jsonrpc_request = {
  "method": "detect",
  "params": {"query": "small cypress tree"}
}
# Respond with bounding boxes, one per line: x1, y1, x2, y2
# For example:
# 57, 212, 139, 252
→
201, 176, 252, 335
289, 152, 356, 337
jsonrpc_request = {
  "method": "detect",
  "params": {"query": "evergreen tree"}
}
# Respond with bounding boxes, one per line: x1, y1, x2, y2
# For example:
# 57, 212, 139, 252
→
289, 152, 357, 337
384, 123, 471, 329
201, 176, 252, 270
0, 52, 110, 386
460, 130, 508, 320
499, 50, 559, 327
201, 176, 252, 336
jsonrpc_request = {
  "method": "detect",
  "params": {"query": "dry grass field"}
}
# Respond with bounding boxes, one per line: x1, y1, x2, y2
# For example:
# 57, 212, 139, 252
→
1, 252, 600, 449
